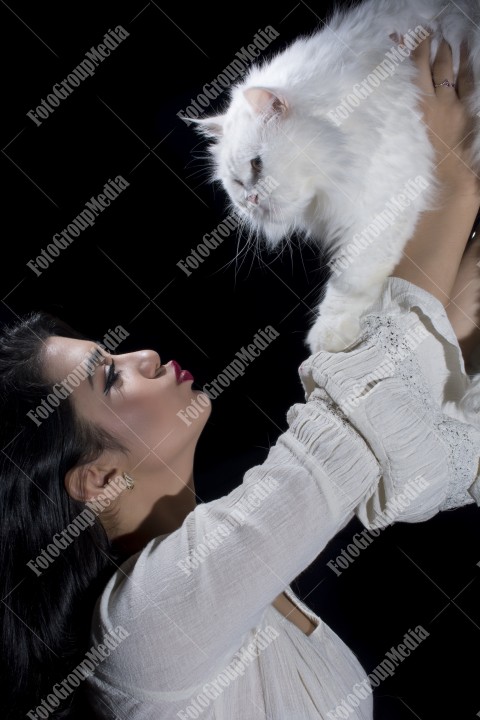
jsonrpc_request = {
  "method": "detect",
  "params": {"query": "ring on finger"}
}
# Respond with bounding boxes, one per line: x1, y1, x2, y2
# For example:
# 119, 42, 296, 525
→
433, 78, 456, 89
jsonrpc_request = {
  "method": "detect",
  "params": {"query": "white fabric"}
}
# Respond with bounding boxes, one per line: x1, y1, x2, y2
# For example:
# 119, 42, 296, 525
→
300, 275, 480, 525
85, 277, 480, 720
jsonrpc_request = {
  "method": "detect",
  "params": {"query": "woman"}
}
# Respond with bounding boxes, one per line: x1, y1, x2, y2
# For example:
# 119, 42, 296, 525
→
1, 34, 479, 720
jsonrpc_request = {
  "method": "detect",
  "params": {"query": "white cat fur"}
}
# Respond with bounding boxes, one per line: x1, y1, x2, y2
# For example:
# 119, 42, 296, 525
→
194, 0, 480, 421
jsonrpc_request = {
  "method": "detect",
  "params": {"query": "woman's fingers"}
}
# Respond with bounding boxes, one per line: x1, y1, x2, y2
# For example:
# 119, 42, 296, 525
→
409, 34, 472, 102
410, 32, 434, 94
457, 40, 474, 99
431, 38, 457, 104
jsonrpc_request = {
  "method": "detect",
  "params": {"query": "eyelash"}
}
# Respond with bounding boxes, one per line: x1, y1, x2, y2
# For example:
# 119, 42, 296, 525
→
104, 360, 121, 395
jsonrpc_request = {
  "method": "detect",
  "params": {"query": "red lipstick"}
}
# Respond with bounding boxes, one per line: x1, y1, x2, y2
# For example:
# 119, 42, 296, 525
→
170, 359, 194, 384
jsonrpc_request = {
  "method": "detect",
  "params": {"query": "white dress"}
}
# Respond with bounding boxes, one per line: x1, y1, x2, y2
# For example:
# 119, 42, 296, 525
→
85, 277, 480, 720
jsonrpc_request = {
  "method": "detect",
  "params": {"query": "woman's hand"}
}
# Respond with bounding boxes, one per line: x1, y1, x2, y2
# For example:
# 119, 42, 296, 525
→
411, 33, 479, 200
390, 31, 480, 306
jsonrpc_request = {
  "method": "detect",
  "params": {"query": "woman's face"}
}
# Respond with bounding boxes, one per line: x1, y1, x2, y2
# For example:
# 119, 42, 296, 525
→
43, 336, 211, 475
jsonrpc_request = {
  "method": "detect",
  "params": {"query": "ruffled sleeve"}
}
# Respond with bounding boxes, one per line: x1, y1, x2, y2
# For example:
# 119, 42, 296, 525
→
298, 276, 480, 528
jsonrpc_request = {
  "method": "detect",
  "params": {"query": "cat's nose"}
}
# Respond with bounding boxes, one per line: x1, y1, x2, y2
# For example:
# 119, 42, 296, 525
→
246, 193, 259, 205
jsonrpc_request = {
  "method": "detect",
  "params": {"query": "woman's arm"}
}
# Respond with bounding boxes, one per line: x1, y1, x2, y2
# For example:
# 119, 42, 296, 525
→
391, 35, 480, 305
89, 340, 479, 698
445, 235, 480, 369
90, 389, 382, 693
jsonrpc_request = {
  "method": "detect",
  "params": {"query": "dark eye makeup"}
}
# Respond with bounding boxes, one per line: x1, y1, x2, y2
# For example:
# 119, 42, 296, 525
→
104, 360, 121, 395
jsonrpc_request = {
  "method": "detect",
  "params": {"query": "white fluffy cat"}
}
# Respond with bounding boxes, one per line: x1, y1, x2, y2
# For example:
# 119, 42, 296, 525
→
193, 0, 480, 358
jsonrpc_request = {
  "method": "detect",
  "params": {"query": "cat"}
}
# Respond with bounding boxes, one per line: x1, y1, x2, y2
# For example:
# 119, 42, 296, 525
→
192, 0, 480, 358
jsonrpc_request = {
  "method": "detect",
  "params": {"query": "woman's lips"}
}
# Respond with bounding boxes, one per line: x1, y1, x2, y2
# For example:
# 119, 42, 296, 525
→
170, 359, 194, 384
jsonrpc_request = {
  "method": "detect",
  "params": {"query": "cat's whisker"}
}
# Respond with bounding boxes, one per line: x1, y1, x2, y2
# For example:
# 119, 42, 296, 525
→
190, 150, 213, 158
235, 238, 255, 277
241, 222, 258, 275
211, 240, 251, 279
203, 210, 253, 282
230, 212, 256, 281
184, 158, 213, 170
185, 168, 213, 181
185, 152, 212, 166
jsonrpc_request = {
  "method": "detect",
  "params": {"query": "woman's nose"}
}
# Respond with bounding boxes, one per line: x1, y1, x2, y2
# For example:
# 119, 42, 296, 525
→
136, 350, 161, 378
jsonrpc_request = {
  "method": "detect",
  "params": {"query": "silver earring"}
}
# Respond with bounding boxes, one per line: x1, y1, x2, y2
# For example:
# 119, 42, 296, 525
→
123, 472, 135, 490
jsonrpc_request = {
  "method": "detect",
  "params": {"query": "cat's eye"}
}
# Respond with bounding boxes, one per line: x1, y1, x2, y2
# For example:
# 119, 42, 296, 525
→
251, 156, 262, 173
233, 179, 244, 187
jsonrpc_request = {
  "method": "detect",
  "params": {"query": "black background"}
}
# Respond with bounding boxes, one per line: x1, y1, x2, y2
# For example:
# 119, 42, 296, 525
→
2, 1, 480, 718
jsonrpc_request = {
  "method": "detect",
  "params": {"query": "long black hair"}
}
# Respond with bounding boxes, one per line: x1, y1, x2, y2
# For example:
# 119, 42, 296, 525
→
0, 311, 127, 719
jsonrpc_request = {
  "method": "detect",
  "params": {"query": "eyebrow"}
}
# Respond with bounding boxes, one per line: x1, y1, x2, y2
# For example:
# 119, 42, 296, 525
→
85, 346, 107, 390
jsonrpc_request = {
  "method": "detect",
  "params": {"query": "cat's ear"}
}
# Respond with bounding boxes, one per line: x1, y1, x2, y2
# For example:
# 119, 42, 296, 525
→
243, 87, 288, 120
190, 116, 225, 138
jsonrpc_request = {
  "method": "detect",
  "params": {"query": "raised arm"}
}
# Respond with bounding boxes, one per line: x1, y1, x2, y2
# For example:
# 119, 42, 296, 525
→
90, 387, 381, 694
89, 344, 480, 700
391, 35, 480, 304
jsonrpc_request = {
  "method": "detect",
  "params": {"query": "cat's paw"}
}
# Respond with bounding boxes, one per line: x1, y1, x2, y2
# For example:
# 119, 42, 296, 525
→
307, 312, 362, 354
